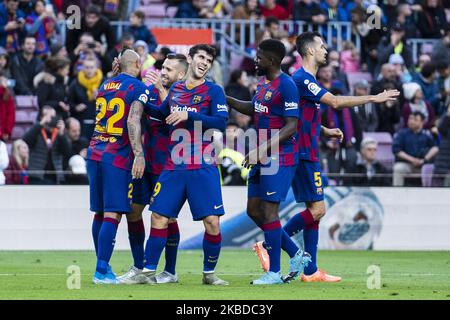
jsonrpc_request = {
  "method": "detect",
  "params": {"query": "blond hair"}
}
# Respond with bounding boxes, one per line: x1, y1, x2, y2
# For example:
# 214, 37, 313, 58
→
12, 139, 29, 168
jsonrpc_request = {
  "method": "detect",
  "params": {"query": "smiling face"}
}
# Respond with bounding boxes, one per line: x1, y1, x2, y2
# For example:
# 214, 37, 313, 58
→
160, 58, 186, 88
254, 48, 273, 76
188, 50, 213, 80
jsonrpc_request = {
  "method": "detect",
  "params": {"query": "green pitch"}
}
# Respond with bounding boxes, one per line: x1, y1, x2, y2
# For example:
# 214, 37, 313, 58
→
0, 250, 449, 300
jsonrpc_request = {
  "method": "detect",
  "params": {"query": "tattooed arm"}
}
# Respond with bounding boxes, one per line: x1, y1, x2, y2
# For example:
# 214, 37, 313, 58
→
127, 100, 145, 179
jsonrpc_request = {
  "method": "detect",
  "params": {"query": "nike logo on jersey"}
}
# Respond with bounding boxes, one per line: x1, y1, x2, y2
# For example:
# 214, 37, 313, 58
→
214, 205, 223, 210
266, 191, 277, 196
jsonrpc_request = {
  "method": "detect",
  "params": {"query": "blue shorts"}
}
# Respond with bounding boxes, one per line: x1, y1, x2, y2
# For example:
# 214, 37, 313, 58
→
149, 166, 225, 221
291, 160, 324, 203
87, 160, 132, 213
248, 164, 296, 202
132, 172, 160, 206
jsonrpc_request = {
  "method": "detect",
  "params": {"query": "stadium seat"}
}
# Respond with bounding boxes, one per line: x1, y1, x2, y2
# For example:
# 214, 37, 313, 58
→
6, 142, 12, 156
11, 126, 27, 140
347, 72, 373, 94
15, 109, 38, 124
421, 164, 434, 187
139, 3, 168, 18
15, 96, 39, 110
362, 132, 394, 170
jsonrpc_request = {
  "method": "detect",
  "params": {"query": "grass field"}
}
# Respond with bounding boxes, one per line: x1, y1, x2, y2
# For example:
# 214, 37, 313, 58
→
0, 250, 449, 300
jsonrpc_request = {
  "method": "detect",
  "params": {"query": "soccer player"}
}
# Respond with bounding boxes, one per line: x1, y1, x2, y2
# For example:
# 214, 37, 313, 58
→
87, 49, 149, 284
117, 54, 189, 284
254, 32, 400, 282
140, 44, 229, 285
226, 39, 311, 285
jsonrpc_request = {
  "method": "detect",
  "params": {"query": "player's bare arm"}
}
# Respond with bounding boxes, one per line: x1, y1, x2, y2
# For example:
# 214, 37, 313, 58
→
321, 126, 344, 142
320, 89, 400, 110
243, 117, 298, 168
226, 96, 254, 116
128, 100, 145, 179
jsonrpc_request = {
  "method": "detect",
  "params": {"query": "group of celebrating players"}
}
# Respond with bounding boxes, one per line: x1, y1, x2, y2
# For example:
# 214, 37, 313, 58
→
87, 31, 399, 285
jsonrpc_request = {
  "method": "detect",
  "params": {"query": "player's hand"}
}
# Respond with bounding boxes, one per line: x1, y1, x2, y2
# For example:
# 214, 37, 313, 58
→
132, 155, 145, 179
112, 57, 120, 76
75, 103, 87, 112
373, 90, 400, 104
145, 70, 163, 89
324, 128, 343, 143
166, 111, 188, 126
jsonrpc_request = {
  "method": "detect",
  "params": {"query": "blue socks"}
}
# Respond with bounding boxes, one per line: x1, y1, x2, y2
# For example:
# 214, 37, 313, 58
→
96, 217, 119, 274
127, 219, 145, 269
303, 221, 319, 275
203, 232, 222, 272
261, 221, 282, 273
91, 214, 103, 257
283, 209, 314, 236
281, 229, 299, 258
144, 227, 168, 271
165, 221, 180, 275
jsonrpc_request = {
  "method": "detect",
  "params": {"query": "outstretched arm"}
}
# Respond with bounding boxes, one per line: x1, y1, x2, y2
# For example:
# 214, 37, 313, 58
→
226, 96, 254, 116
127, 101, 145, 179
320, 90, 400, 110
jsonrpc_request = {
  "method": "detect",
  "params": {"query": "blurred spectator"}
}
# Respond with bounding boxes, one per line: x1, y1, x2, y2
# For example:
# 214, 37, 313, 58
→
259, 16, 281, 40
353, 80, 378, 132
22, 106, 71, 185
415, 53, 431, 74
293, 0, 327, 25
5, 138, 28, 184
134, 40, 156, 79
207, 45, 224, 86
327, 49, 349, 91
232, 0, 261, 46
436, 61, 450, 110
345, 137, 391, 186
70, 32, 103, 76
49, 42, 68, 59
0, 0, 26, 53
0, 137, 8, 184
0, 46, 10, 78
260, 0, 288, 20
375, 23, 413, 76
402, 82, 437, 130
395, 2, 419, 39
18, 0, 34, 16
431, 26, 450, 66
64, 117, 88, 184
375, 81, 402, 135
199, 0, 233, 18
412, 62, 441, 114
175, 0, 202, 18
382, 0, 400, 28
25, 0, 58, 57
126, 10, 158, 54
392, 111, 439, 186
389, 53, 412, 83
321, 88, 362, 179
318, 64, 347, 94
340, 41, 360, 73
372, 63, 404, 106
0, 71, 15, 141
321, 0, 350, 45
65, 4, 116, 55
433, 103, 450, 186
68, 56, 103, 139
10, 36, 44, 95
35, 56, 71, 120
152, 46, 173, 71
417, 0, 448, 39
225, 70, 252, 101
105, 33, 134, 76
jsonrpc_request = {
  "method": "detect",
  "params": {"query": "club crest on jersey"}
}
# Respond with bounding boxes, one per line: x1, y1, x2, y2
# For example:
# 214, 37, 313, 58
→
317, 187, 323, 195
192, 95, 203, 103
264, 91, 272, 101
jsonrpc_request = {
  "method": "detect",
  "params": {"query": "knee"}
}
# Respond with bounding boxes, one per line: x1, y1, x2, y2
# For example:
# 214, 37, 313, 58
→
308, 204, 326, 221
104, 212, 122, 222
127, 205, 144, 222
203, 216, 220, 235
151, 212, 168, 228
394, 162, 406, 173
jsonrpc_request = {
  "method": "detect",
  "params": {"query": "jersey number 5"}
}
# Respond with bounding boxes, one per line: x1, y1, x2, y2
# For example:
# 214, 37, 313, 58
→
95, 97, 125, 135
314, 172, 322, 187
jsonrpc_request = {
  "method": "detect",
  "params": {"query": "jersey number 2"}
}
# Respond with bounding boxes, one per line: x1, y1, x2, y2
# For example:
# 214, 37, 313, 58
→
95, 97, 125, 135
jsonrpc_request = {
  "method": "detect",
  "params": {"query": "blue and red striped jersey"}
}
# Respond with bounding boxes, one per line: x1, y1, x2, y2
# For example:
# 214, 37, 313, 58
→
87, 73, 149, 170
143, 84, 169, 175
252, 73, 299, 166
145, 80, 229, 170
292, 67, 327, 162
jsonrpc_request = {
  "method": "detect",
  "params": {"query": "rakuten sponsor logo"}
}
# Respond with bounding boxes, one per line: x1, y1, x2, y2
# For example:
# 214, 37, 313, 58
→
254, 102, 269, 114
171, 105, 199, 112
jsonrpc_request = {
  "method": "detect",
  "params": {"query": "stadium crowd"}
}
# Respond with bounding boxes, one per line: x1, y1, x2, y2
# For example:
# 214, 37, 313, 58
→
0, 0, 449, 187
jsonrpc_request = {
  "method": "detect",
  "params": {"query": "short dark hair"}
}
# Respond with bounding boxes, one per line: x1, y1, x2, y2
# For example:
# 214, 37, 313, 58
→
132, 10, 145, 21
230, 70, 244, 83
296, 31, 322, 58
421, 62, 436, 78
166, 53, 188, 71
411, 111, 425, 121
120, 32, 135, 43
258, 39, 286, 63
86, 4, 101, 16
436, 60, 449, 71
188, 44, 217, 61
264, 16, 279, 28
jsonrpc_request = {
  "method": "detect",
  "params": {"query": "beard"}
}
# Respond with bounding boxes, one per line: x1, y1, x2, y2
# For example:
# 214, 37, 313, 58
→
256, 67, 267, 77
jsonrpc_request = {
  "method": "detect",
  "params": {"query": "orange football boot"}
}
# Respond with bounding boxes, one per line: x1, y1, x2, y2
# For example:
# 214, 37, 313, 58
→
301, 269, 342, 282
252, 241, 270, 272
